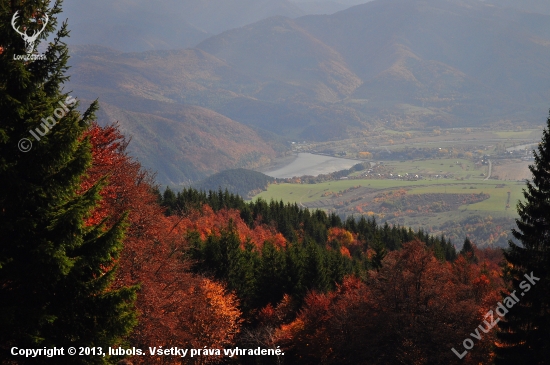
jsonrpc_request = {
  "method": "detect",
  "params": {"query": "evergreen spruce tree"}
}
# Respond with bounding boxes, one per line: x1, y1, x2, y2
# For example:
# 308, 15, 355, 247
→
161, 186, 177, 215
445, 238, 457, 261
258, 240, 286, 307
304, 239, 330, 292
460, 237, 477, 263
0, 1, 136, 363
495, 112, 550, 364
370, 239, 387, 271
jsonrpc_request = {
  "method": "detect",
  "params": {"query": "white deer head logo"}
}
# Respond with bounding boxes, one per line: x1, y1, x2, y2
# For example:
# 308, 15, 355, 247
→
11, 11, 49, 54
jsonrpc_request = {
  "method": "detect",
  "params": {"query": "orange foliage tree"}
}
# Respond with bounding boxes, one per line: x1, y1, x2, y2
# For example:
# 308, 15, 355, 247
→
84, 123, 242, 364
275, 240, 503, 364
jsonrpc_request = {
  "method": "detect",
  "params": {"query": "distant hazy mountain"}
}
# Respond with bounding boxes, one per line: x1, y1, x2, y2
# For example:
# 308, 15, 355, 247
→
69, 47, 276, 185
485, 0, 550, 15
66, 0, 550, 184
195, 0, 549, 124
291, 0, 371, 15
293, 0, 550, 122
62, 0, 304, 52
62, 0, 550, 52
176, 0, 304, 34
197, 16, 362, 101
62, 1, 210, 52
68, 45, 363, 142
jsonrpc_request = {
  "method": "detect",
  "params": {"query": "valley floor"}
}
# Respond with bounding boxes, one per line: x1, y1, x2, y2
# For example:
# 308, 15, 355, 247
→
252, 126, 541, 248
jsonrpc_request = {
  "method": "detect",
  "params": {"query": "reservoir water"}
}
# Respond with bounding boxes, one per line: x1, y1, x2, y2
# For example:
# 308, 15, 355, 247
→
263, 153, 359, 179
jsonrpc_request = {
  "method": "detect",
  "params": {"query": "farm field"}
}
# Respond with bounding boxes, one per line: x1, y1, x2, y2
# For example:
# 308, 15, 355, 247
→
254, 178, 524, 247
491, 160, 532, 181
494, 130, 541, 139
256, 179, 450, 203
256, 179, 523, 212
406, 182, 524, 212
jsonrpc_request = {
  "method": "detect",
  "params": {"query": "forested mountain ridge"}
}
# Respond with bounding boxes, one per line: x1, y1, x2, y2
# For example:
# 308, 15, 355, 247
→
93, 101, 277, 185
68, 44, 364, 142
192, 169, 277, 198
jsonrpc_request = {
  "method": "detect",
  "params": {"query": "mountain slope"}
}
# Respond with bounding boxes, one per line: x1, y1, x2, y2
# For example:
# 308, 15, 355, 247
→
68, 46, 260, 103
294, 0, 550, 119
188, 0, 550, 124
197, 16, 362, 102
68, 45, 364, 141
92, 100, 277, 185
69, 0, 550, 131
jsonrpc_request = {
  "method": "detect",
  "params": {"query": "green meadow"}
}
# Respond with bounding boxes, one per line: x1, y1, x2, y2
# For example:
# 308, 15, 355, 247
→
256, 178, 524, 215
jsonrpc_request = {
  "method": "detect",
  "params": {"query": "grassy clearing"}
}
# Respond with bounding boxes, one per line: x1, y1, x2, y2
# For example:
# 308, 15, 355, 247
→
257, 179, 439, 203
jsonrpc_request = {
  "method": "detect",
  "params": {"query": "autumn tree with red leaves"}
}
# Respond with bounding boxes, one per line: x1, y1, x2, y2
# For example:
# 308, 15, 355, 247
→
274, 240, 503, 365
83, 123, 242, 364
